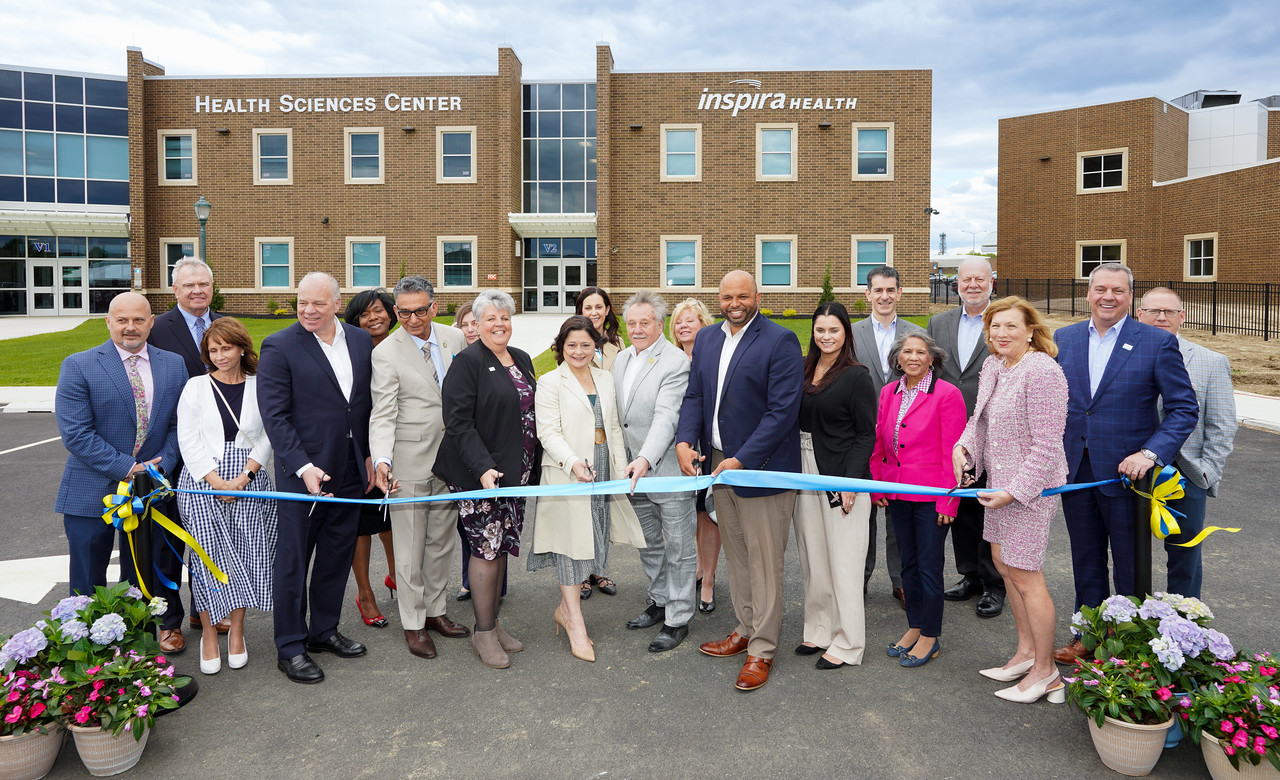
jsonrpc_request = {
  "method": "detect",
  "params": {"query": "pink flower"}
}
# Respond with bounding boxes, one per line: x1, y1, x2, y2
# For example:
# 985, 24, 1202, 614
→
1256, 737, 1267, 755
1179, 696, 1192, 708
1260, 666, 1278, 676
85, 665, 100, 675
134, 704, 148, 718
1223, 720, 1235, 733
1156, 687, 1172, 701
137, 685, 151, 697
117, 688, 125, 695
1233, 730, 1250, 749
74, 706, 92, 724
154, 656, 166, 664
29, 702, 44, 718
5, 690, 17, 702
88, 692, 99, 702
4, 706, 22, 724
1262, 725, 1279, 740
1225, 744, 1236, 756
48, 667, 66, 684
1225, 675, 1245, 684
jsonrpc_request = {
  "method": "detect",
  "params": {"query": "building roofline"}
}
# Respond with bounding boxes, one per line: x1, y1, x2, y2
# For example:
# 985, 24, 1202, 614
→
999, 94, 1188, 121
0, 62, 125, 81
1152, 154, 1280, 187
612, 66, 931, 75
144, 70, 499, 81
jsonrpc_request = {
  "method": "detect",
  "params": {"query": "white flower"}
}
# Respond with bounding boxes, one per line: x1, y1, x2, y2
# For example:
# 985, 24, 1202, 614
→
147, 597, 168, 617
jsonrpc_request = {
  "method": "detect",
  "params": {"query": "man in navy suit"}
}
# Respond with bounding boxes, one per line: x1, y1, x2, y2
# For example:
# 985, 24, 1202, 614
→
677, 270, 804, 691
55, 292, 188, 651
1052, 263, 1198, 663
258, 272, 375, 684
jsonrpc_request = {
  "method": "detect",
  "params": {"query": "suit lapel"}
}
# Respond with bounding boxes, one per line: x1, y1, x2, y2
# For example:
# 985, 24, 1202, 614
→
166, 313, 202, 367
400, 329, 438, 393
1090, 318, 1140, 405
296, 325, 343, 396
721, 318, 762, 402
625, 341, 663, 415
562, 364, 595, 413
97, 342, 135, 410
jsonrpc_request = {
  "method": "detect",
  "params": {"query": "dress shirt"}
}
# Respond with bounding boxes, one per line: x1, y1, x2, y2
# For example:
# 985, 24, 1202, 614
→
408, 327, 447, 390
871, 315, 898, 381
711, 313, 757, 451
177, 306, 213, 347
1087, 314, 1127, 397
619, 339, 660, 410
113, 342, 153, 409
296, 321, 354, 479
957, 304, 988, 370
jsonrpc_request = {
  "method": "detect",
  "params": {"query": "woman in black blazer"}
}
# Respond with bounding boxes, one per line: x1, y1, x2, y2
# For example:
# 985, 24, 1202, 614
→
793, 302, 877, 670
433, 290, 541, 670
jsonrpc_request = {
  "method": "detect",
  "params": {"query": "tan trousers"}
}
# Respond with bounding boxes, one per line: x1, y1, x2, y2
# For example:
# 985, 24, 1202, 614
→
390, 475, 456, 630
711, 450, 795, 660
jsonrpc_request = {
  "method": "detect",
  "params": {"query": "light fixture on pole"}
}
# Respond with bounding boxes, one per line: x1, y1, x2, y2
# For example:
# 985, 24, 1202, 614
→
965, 230, 979, 253
193, 196, 212, 263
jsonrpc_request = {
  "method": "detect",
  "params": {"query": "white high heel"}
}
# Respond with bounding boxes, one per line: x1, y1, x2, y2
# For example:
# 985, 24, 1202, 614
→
995, 670, 1064, 703
980, 657, 1035, 681
199, 642, 221, 675
228, 640, 248, 670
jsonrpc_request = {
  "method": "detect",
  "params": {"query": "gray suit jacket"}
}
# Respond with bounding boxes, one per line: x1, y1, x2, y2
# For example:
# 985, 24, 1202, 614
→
1171, 337, 1237, 495
612, 338, 690, 478
851, 315, 925, 395
928, 305, 992, 416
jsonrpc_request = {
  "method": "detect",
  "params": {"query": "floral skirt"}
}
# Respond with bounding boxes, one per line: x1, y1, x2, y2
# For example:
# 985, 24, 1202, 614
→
450, 490, 526, 561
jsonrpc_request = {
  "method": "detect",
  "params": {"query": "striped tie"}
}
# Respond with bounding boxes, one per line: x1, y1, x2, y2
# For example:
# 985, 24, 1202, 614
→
422, 345, 439, 388
127, 355, 149, 456
193, 315, 206, 347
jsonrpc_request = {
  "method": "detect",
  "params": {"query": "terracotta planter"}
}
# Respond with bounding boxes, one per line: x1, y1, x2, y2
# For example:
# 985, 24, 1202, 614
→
1201, 731, 1280, 780
67, 724, 149, 777
1086, 715, 1174, 776
0, 725, 64, 780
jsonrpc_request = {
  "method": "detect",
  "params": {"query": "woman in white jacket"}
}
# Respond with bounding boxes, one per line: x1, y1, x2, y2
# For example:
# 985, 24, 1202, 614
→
176, 317, 277, 675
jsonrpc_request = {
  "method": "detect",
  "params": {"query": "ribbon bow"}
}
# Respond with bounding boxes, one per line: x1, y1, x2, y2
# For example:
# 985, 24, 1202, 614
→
1124, 465, 1239, 547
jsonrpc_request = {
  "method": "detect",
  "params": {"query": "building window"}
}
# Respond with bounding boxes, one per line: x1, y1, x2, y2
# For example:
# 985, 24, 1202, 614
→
1077, 148, 1127, 193
257, 237, 293, 288
521, 82, 597, 214
661, 235, 701, 288
756, 235, 797, 287
852, 123, 893, 180
851, 235, 893, 286
157, 130, 196, 186
344, 128, 383, 185
1076, 240, 1127, 279
253, 129, 292, 185
437, 126, 475, 184
660, 124, 701, 182
1185, 233, 1217, 281
160, 238, 196, 286
347, 237, 384, 289
437, 236, 476, 288
756, 124, 797, 181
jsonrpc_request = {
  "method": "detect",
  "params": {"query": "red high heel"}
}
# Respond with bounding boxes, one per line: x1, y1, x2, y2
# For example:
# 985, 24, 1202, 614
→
385, 575, 397, 600
355, 598, 388, 628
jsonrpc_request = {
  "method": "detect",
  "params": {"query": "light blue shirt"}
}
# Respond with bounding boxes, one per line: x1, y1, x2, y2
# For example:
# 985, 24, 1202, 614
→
177, 306, 212, 346
409, 328, 447, 389
1087, 315, 1128, 397
871, 316, 898, 381
956, 305, 988, 371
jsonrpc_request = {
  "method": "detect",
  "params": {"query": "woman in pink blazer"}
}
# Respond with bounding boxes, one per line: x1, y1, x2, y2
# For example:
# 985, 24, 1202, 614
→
870, 332, 966, 668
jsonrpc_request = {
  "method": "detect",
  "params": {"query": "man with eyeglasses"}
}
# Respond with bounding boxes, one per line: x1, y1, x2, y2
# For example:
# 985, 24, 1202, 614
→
1136, 287, 1237, 599
369, 276, 470, 660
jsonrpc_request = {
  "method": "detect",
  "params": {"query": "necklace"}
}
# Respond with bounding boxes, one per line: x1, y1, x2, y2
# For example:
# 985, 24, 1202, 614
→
1002, 347, 1034, 369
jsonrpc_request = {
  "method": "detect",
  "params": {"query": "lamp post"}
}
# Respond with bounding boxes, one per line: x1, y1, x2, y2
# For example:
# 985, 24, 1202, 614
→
194, 196, 211, 263
965, 230, 979, 253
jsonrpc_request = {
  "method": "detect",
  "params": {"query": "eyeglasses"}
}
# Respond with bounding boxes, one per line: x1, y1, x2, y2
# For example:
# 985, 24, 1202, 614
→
1139, 308, 1183, 317
396, 306, 434, 320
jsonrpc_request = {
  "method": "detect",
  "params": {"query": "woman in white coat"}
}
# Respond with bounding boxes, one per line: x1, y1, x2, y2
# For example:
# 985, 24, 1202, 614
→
175, 317, 277, 675
529, 315, 646, 662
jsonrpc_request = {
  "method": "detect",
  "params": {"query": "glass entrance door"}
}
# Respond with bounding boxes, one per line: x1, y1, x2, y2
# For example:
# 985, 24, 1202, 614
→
537, 257, 586, 314
28, 259, 87, 315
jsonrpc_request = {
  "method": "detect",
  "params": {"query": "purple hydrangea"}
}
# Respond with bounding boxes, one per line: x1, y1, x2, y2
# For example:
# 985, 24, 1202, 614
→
1070, 611, 1088, 631
50, 595, 92, 621
1160, 615, 1209, 657
59, 620, 90, 642
89, 613, 126, 645
0, 627, 48, 665
1205, 628, 1235, 661
1100, 595, 1139, 623
1150, 636, 1186, 671
1138, 598, 1177, 621
125, 586, 144, 599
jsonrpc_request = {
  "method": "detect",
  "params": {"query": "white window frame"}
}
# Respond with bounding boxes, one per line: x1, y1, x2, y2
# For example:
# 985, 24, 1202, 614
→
850, 234, 894, 289
436, 126, 476, 184
159, 237, 198, 287
755, 123, 798, 182
156, 129, 197, 186
1077, 147, 1128, 194
755, 234, 798, 289
437, 235, 478, 290
1076, 239, 1128, 279
660, 235, 701, 289
659, 124, 702, 182
344, 127, 384, 185
851, 122, 894, 181
256, 237, 294, 289
1184, 232, 1218, 282
253, 128, 292, 186
346, 236, 386, 290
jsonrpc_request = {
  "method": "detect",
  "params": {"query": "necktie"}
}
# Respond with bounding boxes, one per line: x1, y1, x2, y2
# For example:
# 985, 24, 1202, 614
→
193, 316, 206, 346
127, 355, 149, 456
422, 344, 440, 388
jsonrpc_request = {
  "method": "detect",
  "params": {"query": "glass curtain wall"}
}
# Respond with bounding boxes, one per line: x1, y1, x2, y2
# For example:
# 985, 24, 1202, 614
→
521, 83, 597, 214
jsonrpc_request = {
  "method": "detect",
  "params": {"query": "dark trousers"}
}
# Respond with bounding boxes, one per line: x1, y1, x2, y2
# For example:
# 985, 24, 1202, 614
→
1060, 453, 1138, 611
890, 499, 948, 637
458, 517, 507, 596
273, 448, 363, 659
1163, 482, 1209, 599
951, 474, 1003, 592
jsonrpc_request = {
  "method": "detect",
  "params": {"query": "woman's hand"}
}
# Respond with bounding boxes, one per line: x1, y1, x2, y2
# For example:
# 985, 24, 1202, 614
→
480, 469, 503, 491
571, 459, 594, 483
873, 497, 888, 508
975, 490, 1015, 509
952, 445, 971, 485
840, 491, 856, 515
936, 512, 955, 526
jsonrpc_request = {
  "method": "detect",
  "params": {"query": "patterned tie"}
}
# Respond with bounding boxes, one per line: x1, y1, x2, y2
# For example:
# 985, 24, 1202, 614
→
127, 355, 149, 456
422, 344, 440, 388
193, 316, 206, 346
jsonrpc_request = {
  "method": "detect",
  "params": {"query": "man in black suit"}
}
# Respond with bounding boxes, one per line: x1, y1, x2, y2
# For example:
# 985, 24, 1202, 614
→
258, 272, 375, 684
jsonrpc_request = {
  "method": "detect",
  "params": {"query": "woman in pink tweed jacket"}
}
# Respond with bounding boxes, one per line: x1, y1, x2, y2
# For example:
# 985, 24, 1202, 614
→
953, 297, 1068, 704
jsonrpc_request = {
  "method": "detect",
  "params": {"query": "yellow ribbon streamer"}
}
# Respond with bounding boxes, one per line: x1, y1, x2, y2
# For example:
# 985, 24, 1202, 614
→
101, 478, 229, 595
1127, 466, 1240, 547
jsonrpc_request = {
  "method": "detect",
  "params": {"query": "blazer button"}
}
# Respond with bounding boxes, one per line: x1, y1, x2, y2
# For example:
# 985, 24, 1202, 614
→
1085, 411, 1091, 416
623, 423, 628, 428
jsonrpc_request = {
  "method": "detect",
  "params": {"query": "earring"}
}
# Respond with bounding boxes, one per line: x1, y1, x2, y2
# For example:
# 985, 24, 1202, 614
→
1027, 337, 1032, 343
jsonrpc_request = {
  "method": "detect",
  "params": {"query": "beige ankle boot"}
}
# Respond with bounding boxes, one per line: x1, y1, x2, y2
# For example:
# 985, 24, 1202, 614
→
471, 627, 510, 669
493, 620, 524, 653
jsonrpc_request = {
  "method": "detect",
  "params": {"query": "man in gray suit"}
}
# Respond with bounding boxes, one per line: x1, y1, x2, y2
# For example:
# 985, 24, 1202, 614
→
850, 265, 923, 608
614, 290, 696, 652
1137, 287, 1237, 599
928, 256, 1004, 618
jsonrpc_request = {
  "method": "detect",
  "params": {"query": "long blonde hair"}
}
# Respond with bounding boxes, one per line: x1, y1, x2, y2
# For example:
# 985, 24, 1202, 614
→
982, 296, 1057, 358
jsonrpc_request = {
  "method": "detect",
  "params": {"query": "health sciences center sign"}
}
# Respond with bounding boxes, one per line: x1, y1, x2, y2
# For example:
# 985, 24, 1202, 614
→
194, 94, 462, 113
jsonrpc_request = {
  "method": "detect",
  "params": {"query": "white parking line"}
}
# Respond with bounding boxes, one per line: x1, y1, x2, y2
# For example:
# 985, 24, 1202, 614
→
0, 436, 61, 456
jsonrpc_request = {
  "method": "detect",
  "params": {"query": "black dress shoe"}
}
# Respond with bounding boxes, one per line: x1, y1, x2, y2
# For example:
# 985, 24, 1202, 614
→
698, 599, 715, 613
943, 577, 983, 601
590, 574, 618, 596
648, 624, 688, 653
976, 590, 1005, 618
815, 656, 847, 670
626, 601, 666, 630
305, 632, 367, 658
794, 643, 823, 656
278, 653, 324, 684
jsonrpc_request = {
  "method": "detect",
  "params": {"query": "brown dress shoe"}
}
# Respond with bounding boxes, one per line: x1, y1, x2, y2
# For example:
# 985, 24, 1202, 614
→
893, 587, 907, 611
1053, 638, 1089, 665
423, 615, 470, 638
735, 656, 774, 691
405, 629, 437, 659
188, 616, 232, 633
158, 628, 186, 654
700, 631, 749, 658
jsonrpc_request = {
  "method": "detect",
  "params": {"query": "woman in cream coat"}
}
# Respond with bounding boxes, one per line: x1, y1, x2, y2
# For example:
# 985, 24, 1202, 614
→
529, 315, 646, 661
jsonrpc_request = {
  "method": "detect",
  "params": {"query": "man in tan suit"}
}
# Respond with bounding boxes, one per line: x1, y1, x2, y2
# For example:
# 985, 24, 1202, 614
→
370, 275, 470, 659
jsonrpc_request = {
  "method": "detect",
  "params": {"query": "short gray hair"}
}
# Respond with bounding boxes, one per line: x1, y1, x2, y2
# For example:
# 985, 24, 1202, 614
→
472, 289, 516, 320
957, 256, 993, 277
1088, 262, 1134, 291
172, 256, 212, 283
887, 331, 947, 377
299, 271, 340, 302
622, 290, 668, 323
393, 275, 435, 302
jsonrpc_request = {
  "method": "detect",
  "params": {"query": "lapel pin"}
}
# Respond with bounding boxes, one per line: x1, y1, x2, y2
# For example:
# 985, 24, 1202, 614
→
488, 366, 496, 371
1122, 343, 1134, 351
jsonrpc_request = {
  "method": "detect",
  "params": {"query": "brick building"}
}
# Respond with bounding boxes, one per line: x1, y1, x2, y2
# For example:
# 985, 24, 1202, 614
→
1, 45, 932, 317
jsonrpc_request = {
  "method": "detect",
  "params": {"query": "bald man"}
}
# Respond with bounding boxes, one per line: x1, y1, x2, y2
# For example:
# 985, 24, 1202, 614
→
55, 292, 190, 651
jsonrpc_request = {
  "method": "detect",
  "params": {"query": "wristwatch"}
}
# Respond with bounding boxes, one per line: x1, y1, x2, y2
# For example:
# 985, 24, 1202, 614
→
1140, 448, 1161, 465
242, 469, 256, 481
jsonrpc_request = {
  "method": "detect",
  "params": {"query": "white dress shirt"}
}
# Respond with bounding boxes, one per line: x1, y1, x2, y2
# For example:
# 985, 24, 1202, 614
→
296, 321, 354, 478
408, 327, 447, 390
871, 315, 898, 381
619, 339, 660, 410
711, 314, 756, 451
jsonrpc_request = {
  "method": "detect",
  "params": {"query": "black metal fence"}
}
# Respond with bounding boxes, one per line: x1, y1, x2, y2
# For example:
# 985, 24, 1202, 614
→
930, 278, 1280, 341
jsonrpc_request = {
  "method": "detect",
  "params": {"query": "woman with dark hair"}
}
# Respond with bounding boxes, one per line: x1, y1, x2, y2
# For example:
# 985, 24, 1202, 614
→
176, 317, 277, 674
575, 286, 623, 372
343, 288, 398, 628
793, 302, 877, 670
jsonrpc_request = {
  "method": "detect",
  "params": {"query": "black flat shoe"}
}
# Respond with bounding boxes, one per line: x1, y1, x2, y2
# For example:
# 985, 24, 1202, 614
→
590, 574, 617, 596
278, 653, 324, 683
698, 599, 715, 613
648, 624, 688, 653
795, 643, 823, 656
457, 588, 471, 602
816, 656, 847, 670
305, 631, 367, 658
580, 581, 592, 600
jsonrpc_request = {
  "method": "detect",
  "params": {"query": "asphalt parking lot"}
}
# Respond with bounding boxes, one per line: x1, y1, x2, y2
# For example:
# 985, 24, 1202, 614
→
2, 411, 1277, 779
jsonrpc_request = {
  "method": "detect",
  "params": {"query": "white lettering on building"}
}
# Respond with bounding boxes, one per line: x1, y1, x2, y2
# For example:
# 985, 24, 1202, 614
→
197, 94, 461, 113
696, 84, 856, 116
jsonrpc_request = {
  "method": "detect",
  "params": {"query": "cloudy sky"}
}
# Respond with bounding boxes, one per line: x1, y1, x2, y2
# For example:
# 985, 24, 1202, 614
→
5, 0, 1278, 253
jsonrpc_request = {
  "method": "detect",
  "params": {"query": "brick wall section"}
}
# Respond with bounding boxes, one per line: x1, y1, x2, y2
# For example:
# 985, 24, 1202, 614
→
127, 49, 166, 292
595, 45, 614, 290
1268, 109, 1280, 159
1151, 101, 1189, 183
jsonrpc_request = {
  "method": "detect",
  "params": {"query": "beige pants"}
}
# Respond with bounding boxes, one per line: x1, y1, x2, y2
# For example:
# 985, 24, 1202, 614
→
390, 475, 456, 630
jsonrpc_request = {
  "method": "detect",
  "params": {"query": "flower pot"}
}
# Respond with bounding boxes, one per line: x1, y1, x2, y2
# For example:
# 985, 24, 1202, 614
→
0, 725, 64, 780
67, 725, 149, 777
1086, 715, 1174, 776
1200, 731, 1280, 780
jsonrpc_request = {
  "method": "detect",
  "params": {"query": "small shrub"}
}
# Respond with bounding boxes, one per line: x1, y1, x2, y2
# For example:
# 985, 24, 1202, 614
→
446, 302, 458, 315
210, 284, 225, 312
818, 262, 836, 305
267, 296, 278, 313
783, 308, 797, 317
759, 308, 774, 316
289, 296, 298, 311
853, 298, 867, 314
